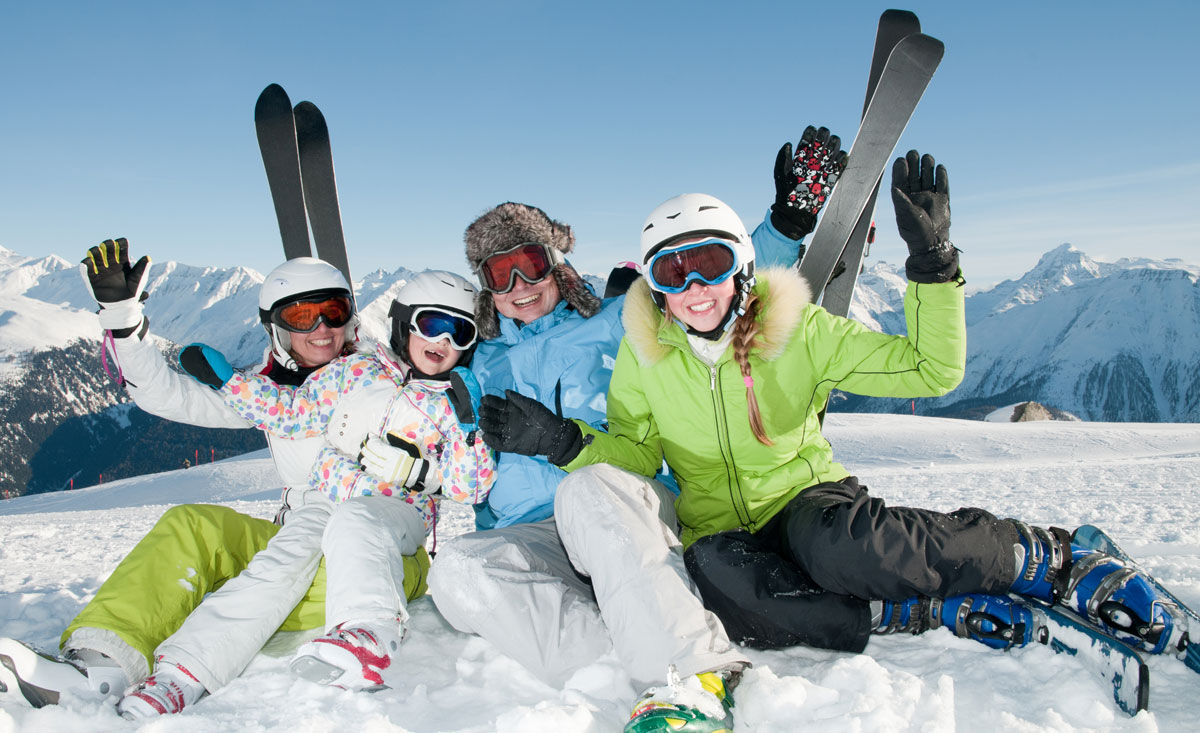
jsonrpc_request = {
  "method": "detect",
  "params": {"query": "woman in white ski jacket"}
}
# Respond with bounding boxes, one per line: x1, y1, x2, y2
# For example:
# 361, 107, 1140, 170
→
115, 270, 495, 719
0, 246, 428, 712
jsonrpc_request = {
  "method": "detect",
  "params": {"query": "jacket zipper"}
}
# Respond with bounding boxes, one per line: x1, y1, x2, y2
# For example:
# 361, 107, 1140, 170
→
708, 362, 752, 528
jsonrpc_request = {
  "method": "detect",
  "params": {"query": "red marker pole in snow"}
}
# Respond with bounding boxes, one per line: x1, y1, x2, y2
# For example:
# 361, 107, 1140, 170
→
911, 399, 916, 415
195, 448, 199, 465
211, 448, 215, 463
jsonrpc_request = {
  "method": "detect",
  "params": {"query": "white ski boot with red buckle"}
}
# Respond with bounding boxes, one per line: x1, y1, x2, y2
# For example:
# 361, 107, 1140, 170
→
289, 619, 405, 690
117, 656, 206, 720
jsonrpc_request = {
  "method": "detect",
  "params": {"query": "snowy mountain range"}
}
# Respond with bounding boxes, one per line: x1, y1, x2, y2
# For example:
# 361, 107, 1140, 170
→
0, 243, 1196, 498
834, 244, 1200, 422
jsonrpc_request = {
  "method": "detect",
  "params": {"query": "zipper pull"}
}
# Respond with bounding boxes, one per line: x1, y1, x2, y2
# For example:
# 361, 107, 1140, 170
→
710, 365, 717, 391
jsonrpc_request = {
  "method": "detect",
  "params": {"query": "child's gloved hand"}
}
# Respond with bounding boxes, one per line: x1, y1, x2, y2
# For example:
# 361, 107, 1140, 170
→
358, 433, 440, 494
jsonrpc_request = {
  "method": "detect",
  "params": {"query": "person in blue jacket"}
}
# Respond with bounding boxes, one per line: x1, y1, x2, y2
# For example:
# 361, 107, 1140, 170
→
427, 125, 847, 688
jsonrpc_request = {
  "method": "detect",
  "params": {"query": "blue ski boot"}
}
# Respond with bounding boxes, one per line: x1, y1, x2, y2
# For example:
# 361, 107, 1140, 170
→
1008, 521, 1188, 655
876, 593, 1040, 650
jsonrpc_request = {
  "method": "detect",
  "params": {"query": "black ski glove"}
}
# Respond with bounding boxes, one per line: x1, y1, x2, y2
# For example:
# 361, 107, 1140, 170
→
79, 238, 153, 337
447, 366, 483, 436
891, 150, 959, 283
81, 238, 152, 303
478, 390, 583, 467
771, 126, 848, 241
179, 343, 235, 390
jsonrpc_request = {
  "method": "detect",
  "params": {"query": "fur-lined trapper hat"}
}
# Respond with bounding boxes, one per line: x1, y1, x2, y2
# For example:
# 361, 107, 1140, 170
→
465, 202, 602, 340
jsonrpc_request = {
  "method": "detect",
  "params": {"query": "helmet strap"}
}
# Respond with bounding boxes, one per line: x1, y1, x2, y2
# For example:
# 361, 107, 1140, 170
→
266, 323, 299, 372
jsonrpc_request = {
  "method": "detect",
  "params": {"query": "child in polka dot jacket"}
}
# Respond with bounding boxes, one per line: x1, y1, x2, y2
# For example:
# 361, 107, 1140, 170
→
122, 271, 496, 715
213, 270, 495, 690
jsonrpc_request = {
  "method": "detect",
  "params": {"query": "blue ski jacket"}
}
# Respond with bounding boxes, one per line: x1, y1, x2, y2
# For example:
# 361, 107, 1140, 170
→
469, 216, 798, 530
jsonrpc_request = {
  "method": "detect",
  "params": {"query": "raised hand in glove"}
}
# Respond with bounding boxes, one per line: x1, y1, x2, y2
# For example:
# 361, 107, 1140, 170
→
891, 150, 959, 283
179, 343, 234, 390
479, 390, 583, 467
359, 432, 439, 494
771, 126, 848, 240
79, 238, 153, 334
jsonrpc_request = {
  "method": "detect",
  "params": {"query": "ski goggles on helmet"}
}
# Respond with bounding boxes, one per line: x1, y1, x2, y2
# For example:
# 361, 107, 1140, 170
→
270, 295, 354, 333
389, 302, 478, 350
411, 307, 477, 350
476, 242, 561, 294
646, 238, 739, 294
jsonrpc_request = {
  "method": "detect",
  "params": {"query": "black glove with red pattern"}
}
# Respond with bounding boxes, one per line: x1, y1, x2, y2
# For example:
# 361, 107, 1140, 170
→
771, 125, 848, 240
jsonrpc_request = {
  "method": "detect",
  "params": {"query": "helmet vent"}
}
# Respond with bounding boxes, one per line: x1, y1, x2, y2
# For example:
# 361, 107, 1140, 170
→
698, 205, 718, 212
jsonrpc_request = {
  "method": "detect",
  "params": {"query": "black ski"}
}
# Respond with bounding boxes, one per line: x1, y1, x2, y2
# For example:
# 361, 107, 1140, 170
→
293, 100, 353, 289
797, 32, 943, 301
820, 9, 922, 317
254, 84, 311, 261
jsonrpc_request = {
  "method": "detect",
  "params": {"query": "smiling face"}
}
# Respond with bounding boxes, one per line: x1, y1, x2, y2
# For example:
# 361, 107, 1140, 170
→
407, 331, 463, 376
663, 277, 737, 333
288, 322, 347, 367
491, 274, 561, 323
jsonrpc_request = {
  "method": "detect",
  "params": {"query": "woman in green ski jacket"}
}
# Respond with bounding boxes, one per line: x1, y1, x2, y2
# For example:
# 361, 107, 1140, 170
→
478, 151, 1186, 733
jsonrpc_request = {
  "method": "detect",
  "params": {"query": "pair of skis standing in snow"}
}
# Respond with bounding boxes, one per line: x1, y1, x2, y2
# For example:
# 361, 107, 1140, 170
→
2, 9, 1196, 730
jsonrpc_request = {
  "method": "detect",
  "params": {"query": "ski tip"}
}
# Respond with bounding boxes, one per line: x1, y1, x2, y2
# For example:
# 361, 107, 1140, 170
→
881, 9, 920, 26
893, 32, 945, 62
293, 100, 326, 121
255, 83, 292, 115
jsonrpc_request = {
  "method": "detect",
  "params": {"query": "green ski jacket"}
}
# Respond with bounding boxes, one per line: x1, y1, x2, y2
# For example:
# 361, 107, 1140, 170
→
564, 267, 965, 547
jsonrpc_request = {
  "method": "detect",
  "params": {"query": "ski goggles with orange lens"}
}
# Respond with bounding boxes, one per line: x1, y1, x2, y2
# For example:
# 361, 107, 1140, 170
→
646, 238, 739, 294
270, 295, 354, 333
476, 242, 560, 294
411, 307, 477, 350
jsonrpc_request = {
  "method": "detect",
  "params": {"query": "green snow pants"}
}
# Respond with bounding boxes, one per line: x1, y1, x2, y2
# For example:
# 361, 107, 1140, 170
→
61, 503, 430, 672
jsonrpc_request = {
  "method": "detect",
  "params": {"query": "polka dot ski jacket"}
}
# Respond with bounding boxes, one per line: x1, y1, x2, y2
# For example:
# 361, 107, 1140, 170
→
218, 341, 496, 534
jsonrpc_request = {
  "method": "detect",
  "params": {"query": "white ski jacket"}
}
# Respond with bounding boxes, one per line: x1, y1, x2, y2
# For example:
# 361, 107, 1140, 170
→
107, 332, 323, 493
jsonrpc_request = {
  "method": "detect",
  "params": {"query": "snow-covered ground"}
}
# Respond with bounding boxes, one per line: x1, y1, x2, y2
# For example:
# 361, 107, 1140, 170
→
2, 414, 1198, 732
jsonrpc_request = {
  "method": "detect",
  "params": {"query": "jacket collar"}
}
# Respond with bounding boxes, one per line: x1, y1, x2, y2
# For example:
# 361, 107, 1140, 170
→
622, 267, 811, 366
494, 298, 576, 345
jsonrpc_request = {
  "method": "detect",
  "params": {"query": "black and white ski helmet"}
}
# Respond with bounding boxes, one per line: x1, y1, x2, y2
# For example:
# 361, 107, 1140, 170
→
257, 257, 356, 370
388, 269, 479, 376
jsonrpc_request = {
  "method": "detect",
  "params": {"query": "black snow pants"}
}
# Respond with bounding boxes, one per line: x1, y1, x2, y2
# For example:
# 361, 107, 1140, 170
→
683, 477, 1020, 653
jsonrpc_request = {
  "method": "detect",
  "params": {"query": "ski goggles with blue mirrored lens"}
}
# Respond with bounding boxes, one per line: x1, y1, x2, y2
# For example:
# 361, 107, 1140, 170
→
270, 295, 354, 333
410, 306, 477, 350
476, 242, 561, 294
646, 238, 739, 294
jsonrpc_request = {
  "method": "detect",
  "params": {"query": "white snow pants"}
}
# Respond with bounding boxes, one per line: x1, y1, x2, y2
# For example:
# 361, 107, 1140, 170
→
156, 494, 425, 692
430, 464, 748, 690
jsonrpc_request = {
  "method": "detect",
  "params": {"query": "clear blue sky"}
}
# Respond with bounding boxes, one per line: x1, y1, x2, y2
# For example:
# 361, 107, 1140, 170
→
3, 1, 1197, 288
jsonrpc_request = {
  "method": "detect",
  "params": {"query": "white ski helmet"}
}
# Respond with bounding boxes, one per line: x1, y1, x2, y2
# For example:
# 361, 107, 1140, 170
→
639, 193, 755, 274
388, 269, 479, 375
258, 257, 357, 370
639, 193, 756, 334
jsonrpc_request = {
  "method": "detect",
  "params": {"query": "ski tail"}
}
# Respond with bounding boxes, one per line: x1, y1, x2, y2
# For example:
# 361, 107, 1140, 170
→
797, 32, 943, 302
1027, 598, 1150, 716
293, 101, 353, 290
820, 9, 922, 318
255, 84, 312, 261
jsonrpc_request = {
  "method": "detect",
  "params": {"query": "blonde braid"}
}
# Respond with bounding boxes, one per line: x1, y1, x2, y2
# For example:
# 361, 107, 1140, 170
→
731, 293, 772, 446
